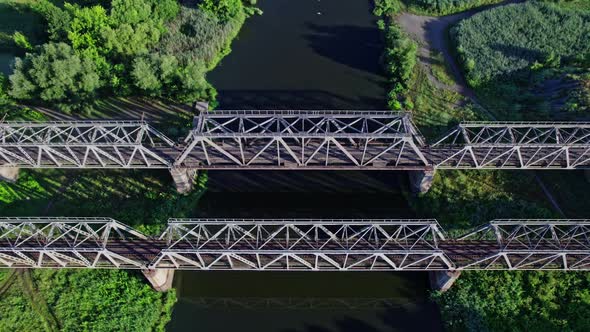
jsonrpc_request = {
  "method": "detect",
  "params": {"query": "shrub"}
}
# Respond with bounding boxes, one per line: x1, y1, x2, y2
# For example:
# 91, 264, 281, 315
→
383, 24, 417, 109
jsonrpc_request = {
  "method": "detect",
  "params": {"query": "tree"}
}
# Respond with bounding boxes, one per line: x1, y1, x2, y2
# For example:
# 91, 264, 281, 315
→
9, 42, 102, 112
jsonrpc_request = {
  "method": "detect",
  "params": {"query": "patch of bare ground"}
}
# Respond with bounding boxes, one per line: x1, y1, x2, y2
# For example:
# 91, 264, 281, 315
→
396, 0, 523, 119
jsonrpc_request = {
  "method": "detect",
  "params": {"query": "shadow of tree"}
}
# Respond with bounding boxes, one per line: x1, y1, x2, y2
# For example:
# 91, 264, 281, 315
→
302, 23, 384, 76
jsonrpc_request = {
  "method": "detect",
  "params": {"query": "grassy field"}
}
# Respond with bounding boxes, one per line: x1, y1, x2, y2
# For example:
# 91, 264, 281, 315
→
451, 1, 590, 120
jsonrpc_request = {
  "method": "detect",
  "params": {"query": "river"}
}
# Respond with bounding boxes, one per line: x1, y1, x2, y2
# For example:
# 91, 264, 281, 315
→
168, 0, 443, 331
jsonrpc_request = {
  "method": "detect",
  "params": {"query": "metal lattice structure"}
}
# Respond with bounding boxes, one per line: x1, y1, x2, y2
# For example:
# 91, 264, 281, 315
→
0, 121, 175, 168
151, 219, 451, 271
1, 218, 590, 271
1, 114, 590, 171
174, 111, 430, 169
430, 122, 590, 169
0, 217, 152, 268
454, 220, 590, 270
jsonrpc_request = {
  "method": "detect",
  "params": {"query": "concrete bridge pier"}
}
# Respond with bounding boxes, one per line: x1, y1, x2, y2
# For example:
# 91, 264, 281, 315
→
0, 167, 20, 183
429, 271, 461, 292
170, 168, 198, 194
142, 269, 175, 292
409, 169, 436, 194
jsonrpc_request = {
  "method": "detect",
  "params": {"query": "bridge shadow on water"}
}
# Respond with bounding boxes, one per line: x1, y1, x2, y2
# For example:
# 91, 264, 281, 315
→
199, 170, 414, 219
168, 271, 443, 332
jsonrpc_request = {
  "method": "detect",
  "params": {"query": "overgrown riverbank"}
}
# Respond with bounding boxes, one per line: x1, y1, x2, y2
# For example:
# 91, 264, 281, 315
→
375, 1, 590, 331
0, 0, 252, 330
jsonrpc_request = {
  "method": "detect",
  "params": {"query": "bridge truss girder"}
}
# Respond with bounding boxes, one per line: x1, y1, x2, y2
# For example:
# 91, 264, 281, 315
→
174, 111, 430, 169
432, 123, 590, 169
151, 219, 452, 270
0, 121, 175, 168
456, 220, 590, 270
1, 218, 590, 271
0, 217, 149, 268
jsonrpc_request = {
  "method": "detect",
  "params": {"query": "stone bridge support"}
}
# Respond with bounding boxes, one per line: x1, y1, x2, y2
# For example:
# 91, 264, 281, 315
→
142, 269, 175, 292
409, 169, 436, 194
429, 271, 461, 292
0, 167, 20, 183
170, 168, 198, 194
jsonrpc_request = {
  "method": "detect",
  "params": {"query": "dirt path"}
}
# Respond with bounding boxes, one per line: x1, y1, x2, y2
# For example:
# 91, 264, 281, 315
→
397, 0, 567, 217
396, 0, 524, 119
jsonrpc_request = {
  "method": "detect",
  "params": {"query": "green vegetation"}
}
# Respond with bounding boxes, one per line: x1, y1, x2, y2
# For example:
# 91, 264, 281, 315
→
453, 2, 590, 87
405, 0, 502, 15
0, 0, 253, 329
0, 168, 207, 329
0, 0, 47, 51
406, 67, 478, 138
397, 2, 590, 330
434, 271, 590, 331
4, 0, 251, 112
451, 1, 590, 119
383, 24, 418, 110
0, 269, 176, 332
10, 42, 102, 113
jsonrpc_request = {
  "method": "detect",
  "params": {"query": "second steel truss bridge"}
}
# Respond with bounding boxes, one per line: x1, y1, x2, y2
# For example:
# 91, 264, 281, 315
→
1, 111, 590, 171
1, 218, 589, 271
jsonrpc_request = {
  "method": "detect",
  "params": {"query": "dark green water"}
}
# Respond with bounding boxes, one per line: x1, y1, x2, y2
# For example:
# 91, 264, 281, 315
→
168, 1, 443, 331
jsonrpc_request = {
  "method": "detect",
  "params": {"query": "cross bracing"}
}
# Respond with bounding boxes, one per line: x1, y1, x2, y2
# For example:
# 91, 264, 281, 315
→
151, 219, 451, 271
430, 122, 590, 169
0, 217, 153, 268
174, 111, 431, 169
1, 218, 589, 271
453, 220, 590, 270
1, 113, 590, 170
0, 121, 175, 168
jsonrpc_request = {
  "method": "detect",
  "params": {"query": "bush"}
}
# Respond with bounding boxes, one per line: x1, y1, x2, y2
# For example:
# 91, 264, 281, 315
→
12, 32, 32, 51
383, 24, 417, 110
200, 0, 243, 22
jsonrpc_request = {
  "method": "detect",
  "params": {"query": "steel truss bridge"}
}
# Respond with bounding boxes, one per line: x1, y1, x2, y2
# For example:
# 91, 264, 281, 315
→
2, 111, 590, 170
1, 218, 590, 271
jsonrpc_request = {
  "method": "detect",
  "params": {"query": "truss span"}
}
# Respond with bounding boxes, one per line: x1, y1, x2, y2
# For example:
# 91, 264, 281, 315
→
1, 113, 590, 170
0, 217, 154, 268
1, 218, 589, 271
0, 121, 175, 168
151, 219, 451, 271
174, 111, 431, 169
431, 122, 590, 169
